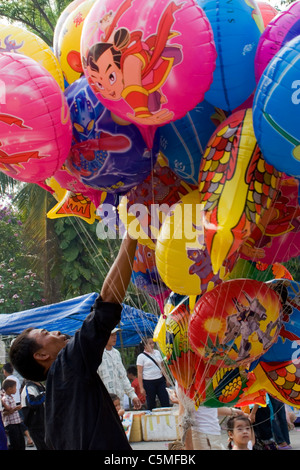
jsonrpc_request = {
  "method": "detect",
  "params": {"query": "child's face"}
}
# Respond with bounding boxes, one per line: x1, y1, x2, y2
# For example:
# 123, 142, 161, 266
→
88, 48, 123, 100
113, 399, 121, 412
7, 384, 16, 395
229, 419, 252, 448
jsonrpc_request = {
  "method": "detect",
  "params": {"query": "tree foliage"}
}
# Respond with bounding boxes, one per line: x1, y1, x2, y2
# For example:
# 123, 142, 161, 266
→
0, 196, 44, 313
0, 0, 70, 45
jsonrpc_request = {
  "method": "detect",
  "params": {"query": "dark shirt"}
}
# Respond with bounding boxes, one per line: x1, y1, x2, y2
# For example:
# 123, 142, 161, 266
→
44, 296, 132, 450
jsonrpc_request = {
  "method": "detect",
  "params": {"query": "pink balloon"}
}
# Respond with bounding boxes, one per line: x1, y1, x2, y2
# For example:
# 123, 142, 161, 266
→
53, 165, 104, 208
0, 53, 72, 183
257, 1, 278, 28
81, 0, 216, 148
255, 1, 300, 83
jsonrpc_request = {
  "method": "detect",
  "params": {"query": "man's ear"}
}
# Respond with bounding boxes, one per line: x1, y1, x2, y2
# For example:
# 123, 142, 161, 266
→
33, 350, 50, 363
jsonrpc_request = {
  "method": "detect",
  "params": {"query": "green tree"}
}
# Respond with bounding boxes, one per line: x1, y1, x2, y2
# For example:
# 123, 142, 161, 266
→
0, 0, 70, 46
0, 195, 44, 312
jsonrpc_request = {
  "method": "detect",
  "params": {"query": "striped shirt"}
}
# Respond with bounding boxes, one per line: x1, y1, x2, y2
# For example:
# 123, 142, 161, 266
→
2, 394, 22, 427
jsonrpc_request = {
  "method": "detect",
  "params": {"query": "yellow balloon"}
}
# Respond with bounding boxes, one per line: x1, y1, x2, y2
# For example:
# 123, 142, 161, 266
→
53, 0, 87, 58
155, 190, 226, 295
0, 24, 64, 90
57, 0, 95, 85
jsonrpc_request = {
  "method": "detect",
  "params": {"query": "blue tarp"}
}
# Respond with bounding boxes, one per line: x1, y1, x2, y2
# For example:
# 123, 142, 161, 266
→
0, 293, 158, 348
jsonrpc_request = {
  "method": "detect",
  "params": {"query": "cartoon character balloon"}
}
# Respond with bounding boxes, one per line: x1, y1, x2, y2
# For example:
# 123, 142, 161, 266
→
255, 1, 300, 83
188, 279, 283, 368
0, 23, 64, 90
0, 53, 72, 183
81, 0, 217, 147
155, 190, 226, 295
131, 242, 171, 313
198, 108, 281, 274
64, 76, 159, 193
197, 0, 263, 111
253, 36, 300, 177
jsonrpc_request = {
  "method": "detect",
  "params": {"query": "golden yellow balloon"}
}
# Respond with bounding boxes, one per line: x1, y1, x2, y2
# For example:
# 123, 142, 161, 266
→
155, 190, 226, 296
0, 24, 64, 90
57, 0, 95, 85
53, 0, 87, 58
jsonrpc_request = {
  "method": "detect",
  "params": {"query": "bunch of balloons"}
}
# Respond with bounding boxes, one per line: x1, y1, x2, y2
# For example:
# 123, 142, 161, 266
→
1, 0, 300, 410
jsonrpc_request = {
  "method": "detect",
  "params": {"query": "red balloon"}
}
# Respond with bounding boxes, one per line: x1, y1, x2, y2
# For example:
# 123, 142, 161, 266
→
188, 279, 282, 368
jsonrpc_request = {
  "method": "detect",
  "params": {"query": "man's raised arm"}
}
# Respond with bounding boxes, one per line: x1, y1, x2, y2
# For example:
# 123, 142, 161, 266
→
100, 233, 137, 304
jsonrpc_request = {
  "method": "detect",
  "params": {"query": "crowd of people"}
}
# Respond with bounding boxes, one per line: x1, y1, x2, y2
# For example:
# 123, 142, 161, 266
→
0, 234, 297, 451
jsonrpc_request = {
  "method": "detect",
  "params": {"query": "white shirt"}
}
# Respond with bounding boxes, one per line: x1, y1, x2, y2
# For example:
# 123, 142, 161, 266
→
97, 347, 137, 405
6, 374, 21, 404
136, 350, 163, 380
192, 406, 221, 435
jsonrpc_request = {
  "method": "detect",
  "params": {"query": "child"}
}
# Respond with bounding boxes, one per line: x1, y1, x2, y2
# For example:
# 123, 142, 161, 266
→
110, 393, 125, 421
1, 378, 25, 450
227, 415, 254, 450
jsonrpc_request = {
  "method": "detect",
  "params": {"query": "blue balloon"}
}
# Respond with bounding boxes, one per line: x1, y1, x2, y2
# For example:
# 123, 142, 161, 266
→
159, 101, 221, 185
253, 36, 300, 177
260, 280, 300, 363
197, 0, 263, 111
64, 76, 159, 194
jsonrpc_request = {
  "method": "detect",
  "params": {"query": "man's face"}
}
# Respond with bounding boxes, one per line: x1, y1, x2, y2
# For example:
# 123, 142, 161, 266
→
106, 332, 117, 349
28, 329, 69, 361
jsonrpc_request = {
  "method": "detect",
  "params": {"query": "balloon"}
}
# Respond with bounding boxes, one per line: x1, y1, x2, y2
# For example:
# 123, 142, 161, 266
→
64, 76, 159, 193
257, 1, 278, 28
201, 366, 259, 408
155, 190, 226, 296
0, 53, 72, 183
254, 1, 300, 83
240, 177, 300, 264
53, 0, 87, 59
250, 360, 300, 408
164, 297, 202, 391
46, 176, 101, 224
197, 0, 263, 111
227, 258, 293, 284
118, 154, 193, 248
0, 23, 64, 90
131, 242, 171, 313
51, 164, 106, 207
253, 36, 300, 177
198, 108, 281, 274
159, 101, 225, 185
81, 0, 217, 147
188, 279, 282, 368
57, 0, 95, 85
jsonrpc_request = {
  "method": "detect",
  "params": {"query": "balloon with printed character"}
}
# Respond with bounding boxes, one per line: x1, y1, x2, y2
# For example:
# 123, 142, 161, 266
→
155, 190, 227, 296
65, 76, 159, 193
131, 242, 171, 313
81, 0, 217, 147
188, 279, 283, 369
